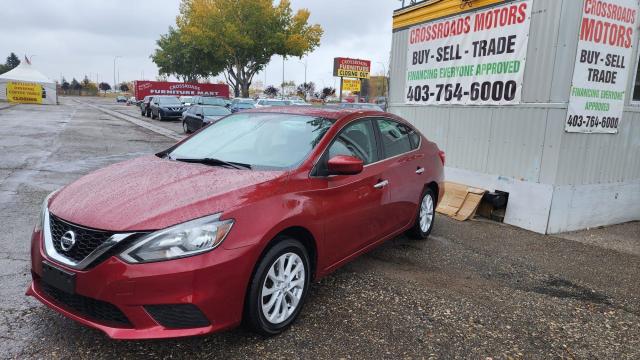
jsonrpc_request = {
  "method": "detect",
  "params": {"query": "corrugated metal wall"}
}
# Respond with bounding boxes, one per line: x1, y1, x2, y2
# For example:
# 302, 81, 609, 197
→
388, 0, 640, 187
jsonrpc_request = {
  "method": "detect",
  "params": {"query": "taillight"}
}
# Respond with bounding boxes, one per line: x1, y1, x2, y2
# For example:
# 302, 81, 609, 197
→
438, 150, 445, 166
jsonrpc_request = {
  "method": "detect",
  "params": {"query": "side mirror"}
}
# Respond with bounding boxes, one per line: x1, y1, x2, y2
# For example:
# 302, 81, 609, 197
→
327, 155, 364, 176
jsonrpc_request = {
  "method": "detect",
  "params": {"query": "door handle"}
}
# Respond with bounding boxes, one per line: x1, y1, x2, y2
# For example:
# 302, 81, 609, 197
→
374, 180, 389, 189
416, 167, 425, 174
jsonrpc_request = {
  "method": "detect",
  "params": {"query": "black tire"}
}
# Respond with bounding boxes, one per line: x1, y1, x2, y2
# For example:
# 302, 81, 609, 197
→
158, 111, 163, 121
146, 109, 151, 118
141, 108, 145, 116
183, 121, 190, 134
407, 188, 436, 239
244, 237, 311, 336
151, 110, 157, 119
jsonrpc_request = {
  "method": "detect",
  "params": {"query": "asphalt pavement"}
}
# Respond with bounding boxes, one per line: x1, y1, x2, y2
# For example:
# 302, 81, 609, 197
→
0, 98, 638, 359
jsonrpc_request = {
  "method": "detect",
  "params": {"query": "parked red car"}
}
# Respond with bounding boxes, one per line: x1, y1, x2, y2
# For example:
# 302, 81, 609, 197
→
27, 107, 444, 339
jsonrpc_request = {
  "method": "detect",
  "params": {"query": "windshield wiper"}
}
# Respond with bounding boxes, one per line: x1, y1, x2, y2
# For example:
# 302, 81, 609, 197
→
174, 157, 251, 170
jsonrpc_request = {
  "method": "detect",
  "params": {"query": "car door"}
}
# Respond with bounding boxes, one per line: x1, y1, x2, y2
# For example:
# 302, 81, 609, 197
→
193, 106, 205, 130
374, 118, 425, 232
315, 118, 390, 267
183, 107, 194, 132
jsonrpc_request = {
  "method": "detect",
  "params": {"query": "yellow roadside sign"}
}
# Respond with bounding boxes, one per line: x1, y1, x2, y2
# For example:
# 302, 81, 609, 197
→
7, 81, 43, 104
343, 79, 361, 92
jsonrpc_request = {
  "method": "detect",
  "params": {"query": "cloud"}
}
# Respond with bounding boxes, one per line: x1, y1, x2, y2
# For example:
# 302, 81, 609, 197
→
0, 0, 398, 88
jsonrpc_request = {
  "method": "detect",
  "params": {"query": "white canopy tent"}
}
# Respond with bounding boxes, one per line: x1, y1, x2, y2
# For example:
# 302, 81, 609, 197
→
0, 61, 57, 105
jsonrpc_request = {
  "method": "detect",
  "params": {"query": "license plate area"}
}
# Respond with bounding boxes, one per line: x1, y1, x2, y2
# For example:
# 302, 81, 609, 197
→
42, 261, 76, 294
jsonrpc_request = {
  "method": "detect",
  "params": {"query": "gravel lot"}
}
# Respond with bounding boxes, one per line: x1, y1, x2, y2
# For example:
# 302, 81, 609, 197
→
0, 98, 638, 359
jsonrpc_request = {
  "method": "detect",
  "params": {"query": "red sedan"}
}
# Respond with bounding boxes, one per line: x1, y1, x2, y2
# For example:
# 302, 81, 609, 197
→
27, 107, 444, 339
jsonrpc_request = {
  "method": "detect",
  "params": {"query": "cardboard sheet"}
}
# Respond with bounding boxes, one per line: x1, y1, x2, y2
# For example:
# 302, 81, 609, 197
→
436, 182, 486, 221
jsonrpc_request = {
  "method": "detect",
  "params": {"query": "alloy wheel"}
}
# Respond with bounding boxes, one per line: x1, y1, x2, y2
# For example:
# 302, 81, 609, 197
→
419, 193, 434, 233
261, 252, 305, 325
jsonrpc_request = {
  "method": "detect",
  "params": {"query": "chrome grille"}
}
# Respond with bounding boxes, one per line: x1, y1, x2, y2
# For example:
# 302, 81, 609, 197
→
49, 214, 114, 263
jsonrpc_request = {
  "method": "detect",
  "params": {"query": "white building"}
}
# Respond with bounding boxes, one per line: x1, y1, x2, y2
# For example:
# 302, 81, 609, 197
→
388, 0, 640, 233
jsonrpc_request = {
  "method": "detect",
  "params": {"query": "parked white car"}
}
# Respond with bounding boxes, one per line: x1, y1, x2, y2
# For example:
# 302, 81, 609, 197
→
255, 99, 291, 107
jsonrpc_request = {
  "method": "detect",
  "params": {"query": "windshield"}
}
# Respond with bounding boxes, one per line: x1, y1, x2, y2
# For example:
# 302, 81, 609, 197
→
158, 97, 182, 105
236, 103, 255, 109
169, 113, 333, 170
180, 96, 193, 103
203, 106, 231, 116
201, 97, 227, 106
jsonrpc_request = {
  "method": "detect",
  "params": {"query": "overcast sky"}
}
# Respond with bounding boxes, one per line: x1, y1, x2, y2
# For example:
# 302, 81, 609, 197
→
0, 0, 399, 89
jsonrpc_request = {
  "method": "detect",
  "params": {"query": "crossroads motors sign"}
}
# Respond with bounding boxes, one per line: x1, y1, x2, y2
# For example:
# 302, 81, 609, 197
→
333, 58, 371, 79
404, 0, 532, 105
565, 0, 639, 134
134, 81, 230, 100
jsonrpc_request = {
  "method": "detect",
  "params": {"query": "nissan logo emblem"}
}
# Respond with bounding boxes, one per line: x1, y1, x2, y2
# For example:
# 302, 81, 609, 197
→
60, 230, 76, 251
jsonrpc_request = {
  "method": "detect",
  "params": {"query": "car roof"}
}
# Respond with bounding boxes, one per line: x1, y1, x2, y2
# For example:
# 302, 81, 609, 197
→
246, 106, 386, 120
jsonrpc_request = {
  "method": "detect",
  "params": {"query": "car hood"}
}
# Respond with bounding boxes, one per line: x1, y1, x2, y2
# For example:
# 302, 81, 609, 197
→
48, 155, 286, 231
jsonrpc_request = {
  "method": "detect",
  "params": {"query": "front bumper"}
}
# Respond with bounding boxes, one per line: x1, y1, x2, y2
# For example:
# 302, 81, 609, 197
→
27, 230, 256, 339
159, 110, 184, 118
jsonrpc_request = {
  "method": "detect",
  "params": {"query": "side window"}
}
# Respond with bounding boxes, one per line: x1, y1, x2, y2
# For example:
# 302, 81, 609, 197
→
376, 118, 413, 158
328, 120, 378, 165
407, 125, 420, 150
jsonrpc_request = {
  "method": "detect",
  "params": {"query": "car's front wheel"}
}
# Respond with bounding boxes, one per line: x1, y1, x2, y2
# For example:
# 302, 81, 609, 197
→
158, 111, 163, 121
245, 237, 310, 336
408, 188, 436, 239
183, 121, 190, 134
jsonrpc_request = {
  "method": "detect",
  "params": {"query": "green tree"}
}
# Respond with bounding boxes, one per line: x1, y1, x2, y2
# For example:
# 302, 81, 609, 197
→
264, 85, 279, 98
151, 26, 222, 83
119, 83, 130, 92
321, 87, 335, 100
177, 0, 323, 97
296, 82, 315, 99
82, 76, 91, 88
98, 82, 111, 94
6, 53, 20, 70
61, 78, 70, 93
71, 78, 82, 95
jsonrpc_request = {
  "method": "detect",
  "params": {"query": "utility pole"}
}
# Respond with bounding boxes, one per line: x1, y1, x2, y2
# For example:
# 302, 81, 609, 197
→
113, 56, 121, 93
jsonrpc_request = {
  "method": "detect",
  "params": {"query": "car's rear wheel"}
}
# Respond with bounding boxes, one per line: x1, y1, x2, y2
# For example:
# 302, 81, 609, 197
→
183, 121, 190, 134
245, 237, 310, 336
146, 109, 151, 118
407, 188, 435, 239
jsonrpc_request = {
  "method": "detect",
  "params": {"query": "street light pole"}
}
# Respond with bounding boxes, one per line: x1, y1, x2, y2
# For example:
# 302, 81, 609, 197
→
281, 55, 285, 99
113, 56, 121, 93
377, 61, 389, 99
298, 59, 308, 99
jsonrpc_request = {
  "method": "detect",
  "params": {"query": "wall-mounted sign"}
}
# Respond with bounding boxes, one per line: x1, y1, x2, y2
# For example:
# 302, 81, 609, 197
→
404, 0, 531, 105
342, 79, 361, 92
134, 81, 230, 100
333, 58, 371, 79
565, 0, 639, 134
6, 81, 43, 104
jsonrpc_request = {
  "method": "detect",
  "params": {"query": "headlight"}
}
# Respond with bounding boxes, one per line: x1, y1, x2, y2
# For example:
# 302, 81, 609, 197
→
34, 189, 59, 233
119, 213, 234, 264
